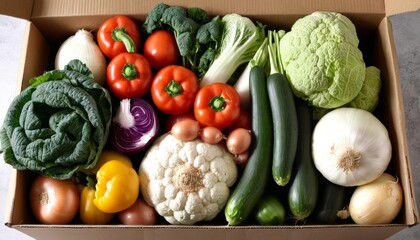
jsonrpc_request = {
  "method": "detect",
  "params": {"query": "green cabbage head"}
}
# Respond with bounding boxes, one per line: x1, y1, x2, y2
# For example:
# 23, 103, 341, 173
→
0, 60, 112, 180
348, 66, 381, 111
312, 66, 382, 119
280, 11, 367, 108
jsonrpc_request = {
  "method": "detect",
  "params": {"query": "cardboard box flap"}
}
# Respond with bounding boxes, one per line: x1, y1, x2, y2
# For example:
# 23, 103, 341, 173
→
4, 0, 414, 20
4, 19, 49, 226
385, 0, 420, 16
375, 17, 419, 226
31, 0, 386, 18
4, 169, 17, 226
0, 0, 34, 20
28, 0, 387, 44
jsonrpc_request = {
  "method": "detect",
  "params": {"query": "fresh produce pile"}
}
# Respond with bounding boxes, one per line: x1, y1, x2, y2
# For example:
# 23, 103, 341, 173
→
0, 3, 403, 226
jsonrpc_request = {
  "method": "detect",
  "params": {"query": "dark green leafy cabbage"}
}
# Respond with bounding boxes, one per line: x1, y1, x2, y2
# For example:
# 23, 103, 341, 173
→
0, 60, 112, 179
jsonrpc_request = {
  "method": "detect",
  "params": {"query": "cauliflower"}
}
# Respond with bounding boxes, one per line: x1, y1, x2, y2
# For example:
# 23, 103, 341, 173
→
280, 11, 368, 109
139, 134, 238, 224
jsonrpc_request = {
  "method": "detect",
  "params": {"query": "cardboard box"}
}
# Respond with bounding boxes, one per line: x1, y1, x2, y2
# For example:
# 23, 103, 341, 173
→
1, 0, 420, 239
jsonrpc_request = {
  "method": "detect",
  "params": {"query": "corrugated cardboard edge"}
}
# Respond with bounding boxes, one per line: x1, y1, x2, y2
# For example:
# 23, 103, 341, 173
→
4, 169, 17, 227
3, 19, 49, 226
30, 0, 386, 17
11, 224, 408, 240
3, 18, 32, 226
385, 0, 420, 16
381, 17, 420, 225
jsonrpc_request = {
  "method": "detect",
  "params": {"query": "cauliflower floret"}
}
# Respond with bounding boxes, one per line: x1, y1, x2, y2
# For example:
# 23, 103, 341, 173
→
178, 141, 198, 164
202, 172, 218, 188
139, 134, 238, 225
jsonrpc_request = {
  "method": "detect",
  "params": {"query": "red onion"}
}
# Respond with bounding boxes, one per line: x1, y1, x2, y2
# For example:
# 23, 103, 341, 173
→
110, 98, 159, 154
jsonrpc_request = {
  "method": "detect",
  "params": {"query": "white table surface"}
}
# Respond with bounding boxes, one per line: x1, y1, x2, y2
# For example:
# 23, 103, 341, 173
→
0, 9, 420, 240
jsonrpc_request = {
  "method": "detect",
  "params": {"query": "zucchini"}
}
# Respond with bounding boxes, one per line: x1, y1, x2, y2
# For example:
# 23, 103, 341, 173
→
287, 100, 318, 220
311, 174, 346, 224
224, 66, 273, 225
267, 72, 298, 186
254, 195, 286, 225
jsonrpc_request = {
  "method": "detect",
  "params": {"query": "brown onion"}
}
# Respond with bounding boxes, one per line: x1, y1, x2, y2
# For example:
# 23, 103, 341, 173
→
349, 173, 403, 224
200, 126, 225, 144
226, 128, 251, 155
170, 118, 200, 141
30, 176, 79, 224
118, 198, 158, 225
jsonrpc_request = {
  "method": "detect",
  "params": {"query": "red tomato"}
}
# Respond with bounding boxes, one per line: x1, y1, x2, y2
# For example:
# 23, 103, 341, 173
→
194, 83, 241, 130
107, 52, 153, 99
143, 30, 179, 70
30, 175, 80, 224
118, 198, 158, 225
151, 65, 199, 115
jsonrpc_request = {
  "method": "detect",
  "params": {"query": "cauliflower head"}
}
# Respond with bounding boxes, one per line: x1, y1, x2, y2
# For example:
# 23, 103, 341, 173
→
280, 11, 366, 108
139, 134, 238, 224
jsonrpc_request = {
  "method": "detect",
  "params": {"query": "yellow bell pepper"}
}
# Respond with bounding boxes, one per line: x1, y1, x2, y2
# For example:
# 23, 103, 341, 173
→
90, 150, 132, 173
93, 160, 140, 213
80, 186, 115, 224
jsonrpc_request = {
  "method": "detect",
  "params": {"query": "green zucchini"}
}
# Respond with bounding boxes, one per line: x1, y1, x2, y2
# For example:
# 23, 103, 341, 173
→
267, 73, 298, 186
225, 66, 273, 225
287, 100, 318, 221
311, 175, 346, 224
254, 195, 286, 225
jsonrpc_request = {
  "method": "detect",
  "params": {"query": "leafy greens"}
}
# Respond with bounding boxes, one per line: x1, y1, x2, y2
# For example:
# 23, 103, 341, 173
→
0, 60, 112, 180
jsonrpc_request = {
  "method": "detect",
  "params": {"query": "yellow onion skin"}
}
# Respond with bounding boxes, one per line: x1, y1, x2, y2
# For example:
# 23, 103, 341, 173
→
349, 173, 403, 224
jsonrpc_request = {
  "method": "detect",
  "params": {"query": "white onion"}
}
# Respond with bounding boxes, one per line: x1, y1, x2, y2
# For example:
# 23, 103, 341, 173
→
349, 173, 403, 224
312, 108, 392, 187
55, 29, 107, 86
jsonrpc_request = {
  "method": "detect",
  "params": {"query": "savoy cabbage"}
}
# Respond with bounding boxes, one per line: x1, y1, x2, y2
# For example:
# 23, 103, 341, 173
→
0, 60, 112, 179
279, 11, 376, 109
